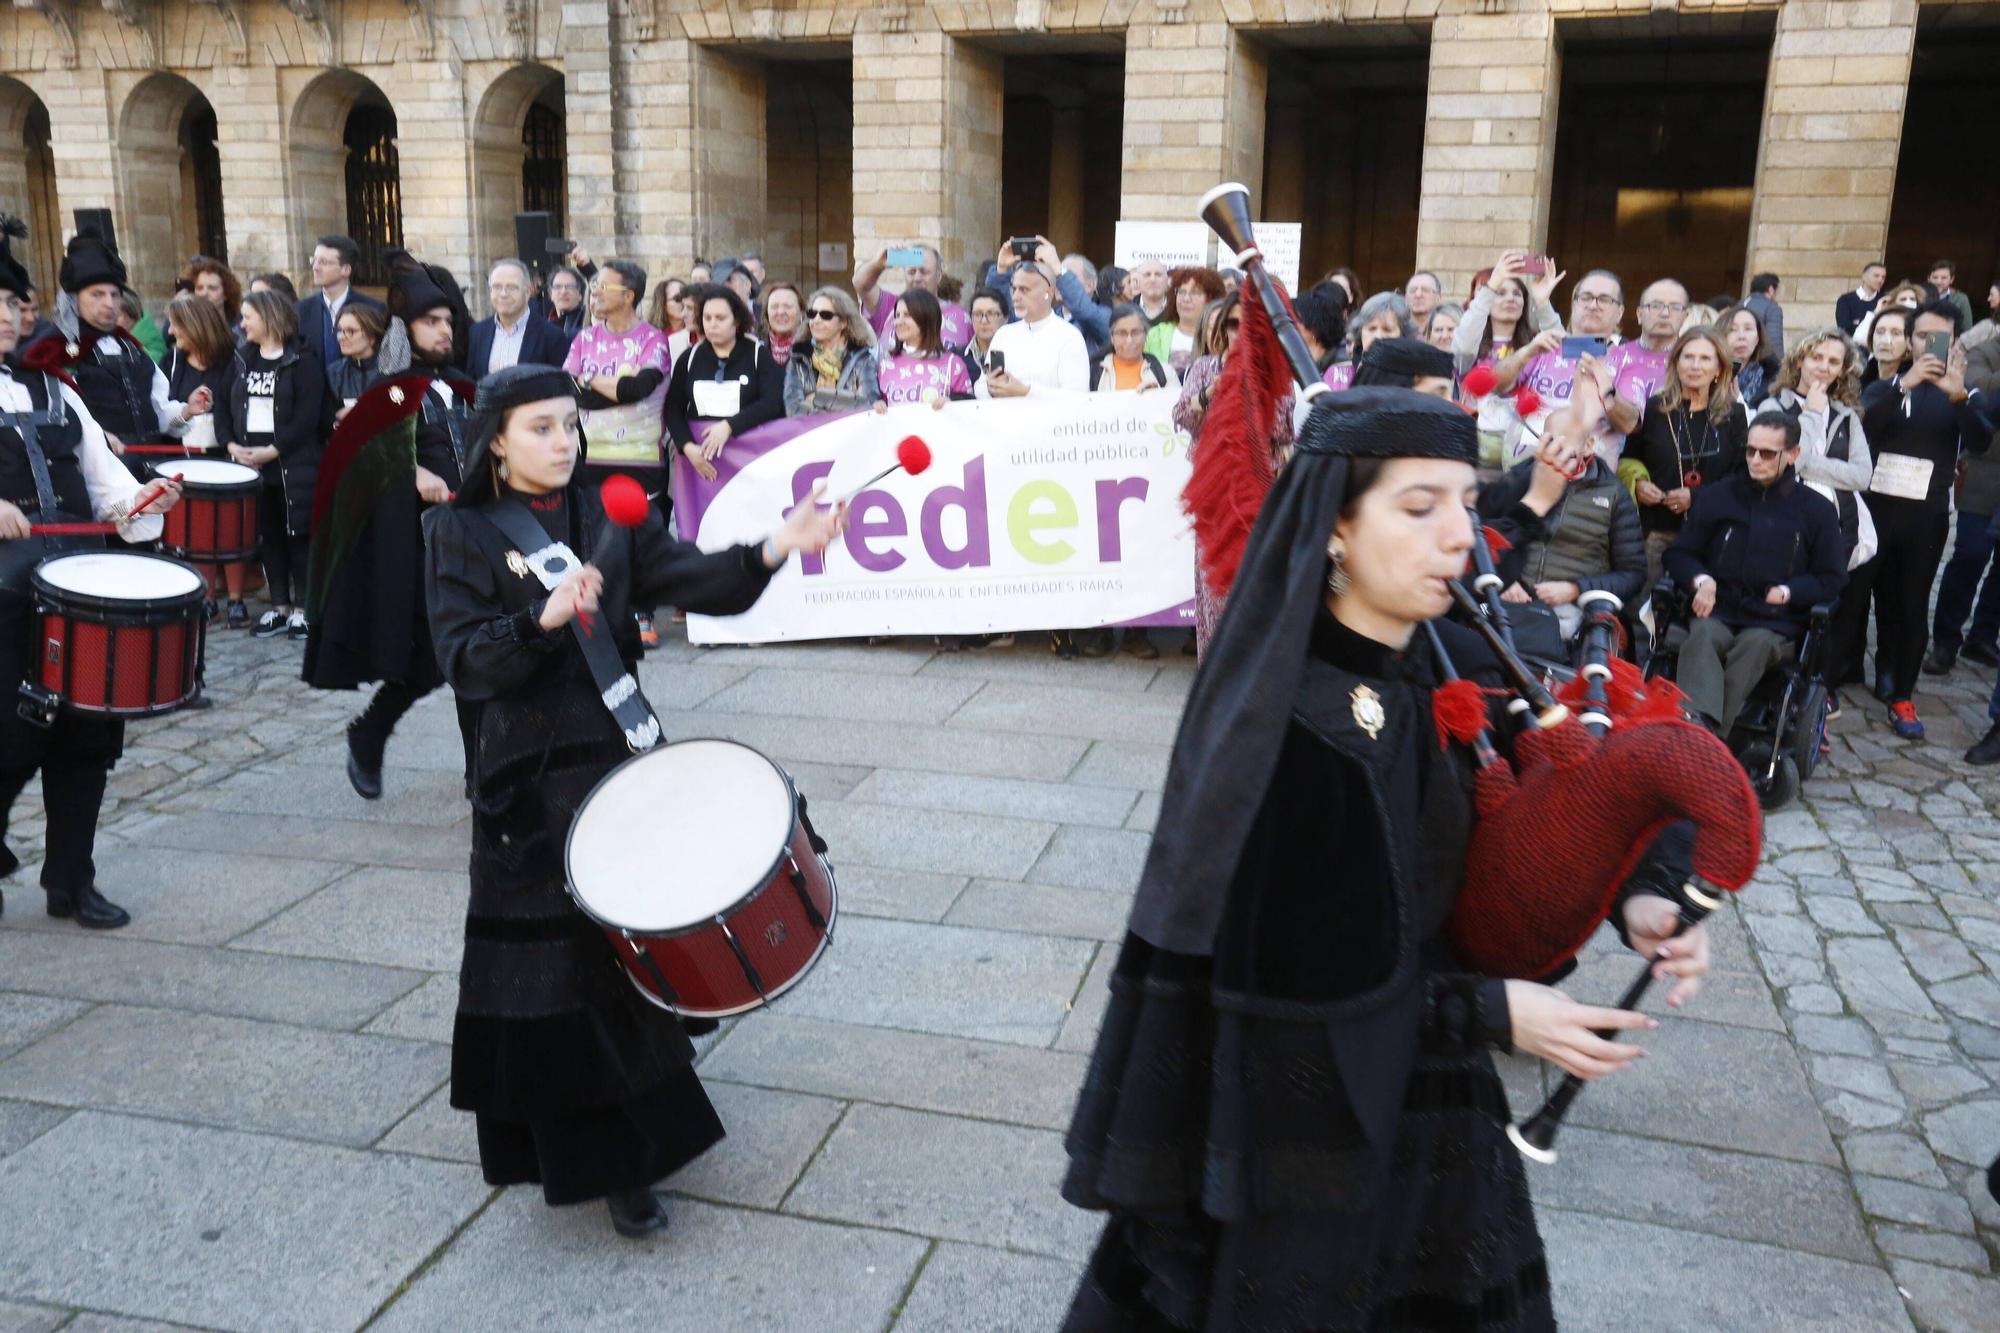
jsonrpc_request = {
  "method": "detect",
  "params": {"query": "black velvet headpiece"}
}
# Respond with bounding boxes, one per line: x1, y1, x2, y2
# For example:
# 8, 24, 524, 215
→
1356, 336, 1456, 386
58, 231, 125, 294
454, 364, 579, 506
0, 215, 30, 299
1294, 384, 1479, 460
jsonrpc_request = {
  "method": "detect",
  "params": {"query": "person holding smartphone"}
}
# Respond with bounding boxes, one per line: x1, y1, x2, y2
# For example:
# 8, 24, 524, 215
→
1851, 301, 1991, 738
852, 243, 971, 351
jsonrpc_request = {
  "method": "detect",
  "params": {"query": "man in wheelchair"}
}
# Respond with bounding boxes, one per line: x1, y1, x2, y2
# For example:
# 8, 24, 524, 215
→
1660, 412, 1847, 742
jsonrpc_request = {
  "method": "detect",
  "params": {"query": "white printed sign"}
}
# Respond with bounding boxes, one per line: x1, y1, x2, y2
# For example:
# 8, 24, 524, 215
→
1114, 221, 1212, 271
1219, 222, 1302, 294
817, 242, 847, 272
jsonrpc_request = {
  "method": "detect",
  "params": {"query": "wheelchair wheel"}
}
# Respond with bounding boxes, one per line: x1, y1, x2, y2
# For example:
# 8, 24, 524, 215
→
1791, 681, 1829, 783
1757, 753, 1801, 811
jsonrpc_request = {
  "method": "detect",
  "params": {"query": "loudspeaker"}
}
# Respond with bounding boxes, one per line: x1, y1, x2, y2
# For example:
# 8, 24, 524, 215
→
73, 208, 116, 252
514, 211, 551, 274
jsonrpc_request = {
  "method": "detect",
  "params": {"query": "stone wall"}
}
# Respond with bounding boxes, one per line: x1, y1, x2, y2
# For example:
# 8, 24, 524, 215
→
0, 0, 1959, 334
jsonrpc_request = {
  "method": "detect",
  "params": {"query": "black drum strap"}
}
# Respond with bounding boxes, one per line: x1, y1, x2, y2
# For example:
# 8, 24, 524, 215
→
474, 498, 663, 752
1, 372, 65, 517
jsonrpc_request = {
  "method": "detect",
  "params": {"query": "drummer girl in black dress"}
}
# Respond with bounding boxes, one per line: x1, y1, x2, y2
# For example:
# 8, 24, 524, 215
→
1061, 387, 1712, 1331
424, 364, 844, 1236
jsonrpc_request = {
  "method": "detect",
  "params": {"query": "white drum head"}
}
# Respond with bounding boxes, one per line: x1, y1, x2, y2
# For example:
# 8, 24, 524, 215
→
569, 739, 795, 932
38, 552, 204, 600
156, 458, 259, 487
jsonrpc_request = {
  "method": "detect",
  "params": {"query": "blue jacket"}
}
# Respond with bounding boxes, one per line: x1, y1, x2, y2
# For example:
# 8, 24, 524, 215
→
467, 314, 573, 380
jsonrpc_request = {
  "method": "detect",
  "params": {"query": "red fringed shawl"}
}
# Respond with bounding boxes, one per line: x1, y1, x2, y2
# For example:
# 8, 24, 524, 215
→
1182, 277, 1295, 600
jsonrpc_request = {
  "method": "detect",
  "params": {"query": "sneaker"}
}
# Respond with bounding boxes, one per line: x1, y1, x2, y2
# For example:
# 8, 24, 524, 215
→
636, 613, 660, 650
1923, 644, 1958, 675
1825, 692, 1842, 722
1967, 722, 2000, 766
1888, 700, 1925, 740
252, 609, 287, 638
226, 600, 250, 630
286, 609, 308, 641
1964, 641, 2000, 669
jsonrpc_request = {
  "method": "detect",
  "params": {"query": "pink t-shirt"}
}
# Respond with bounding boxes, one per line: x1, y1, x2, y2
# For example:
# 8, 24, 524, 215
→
877, 350, 973, 405
1322, 361, 1354, 392
563, 320, 671, 467
870, 289, 972, 353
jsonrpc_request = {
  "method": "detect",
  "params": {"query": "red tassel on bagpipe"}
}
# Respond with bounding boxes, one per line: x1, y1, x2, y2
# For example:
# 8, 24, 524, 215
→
1181, 276, 1294, 601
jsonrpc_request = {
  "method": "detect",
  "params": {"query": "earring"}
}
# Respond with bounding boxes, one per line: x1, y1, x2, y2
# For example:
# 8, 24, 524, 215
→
496, 458, 510, 482
1327, 549, 1350, 597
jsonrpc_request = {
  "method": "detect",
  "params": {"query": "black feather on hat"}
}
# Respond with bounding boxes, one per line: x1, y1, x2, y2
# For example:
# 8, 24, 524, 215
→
58, 229, 126, 294
0, 214, 30, 299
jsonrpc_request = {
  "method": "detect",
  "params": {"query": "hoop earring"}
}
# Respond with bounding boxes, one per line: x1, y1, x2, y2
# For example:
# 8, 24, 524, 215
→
1327, 549, 1350, 598
496, 458, 510, 482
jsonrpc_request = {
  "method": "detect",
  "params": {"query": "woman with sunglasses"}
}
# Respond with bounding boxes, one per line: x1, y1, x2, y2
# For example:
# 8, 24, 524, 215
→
784, 288, 880, 417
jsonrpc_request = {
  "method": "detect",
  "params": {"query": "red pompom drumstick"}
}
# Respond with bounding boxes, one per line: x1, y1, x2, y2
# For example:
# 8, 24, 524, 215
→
1513, 386, 1542, 418
600, 473, 651, 528
1462, 364, 1498, 398
831, 435, 933, 505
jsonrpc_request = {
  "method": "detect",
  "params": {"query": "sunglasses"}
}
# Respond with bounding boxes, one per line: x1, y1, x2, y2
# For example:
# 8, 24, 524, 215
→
807, 308, 841, 321
1744, 446, 1789, 461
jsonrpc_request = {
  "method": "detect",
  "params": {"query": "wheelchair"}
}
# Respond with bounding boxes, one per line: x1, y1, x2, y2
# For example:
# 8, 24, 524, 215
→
1640, 576, 1835, 811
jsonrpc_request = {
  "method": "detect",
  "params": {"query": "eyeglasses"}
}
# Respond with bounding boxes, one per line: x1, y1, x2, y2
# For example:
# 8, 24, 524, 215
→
972, 308, 1005, 319
1221, 319, 1241, 333
1744, 446, 1788, 461
807, 308, 841, 321
1642, 302, 1689, 315
1575, 293, 1622, 307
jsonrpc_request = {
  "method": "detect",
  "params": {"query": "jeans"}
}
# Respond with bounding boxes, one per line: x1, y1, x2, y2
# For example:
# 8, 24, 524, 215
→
1930, 509, 2000, 652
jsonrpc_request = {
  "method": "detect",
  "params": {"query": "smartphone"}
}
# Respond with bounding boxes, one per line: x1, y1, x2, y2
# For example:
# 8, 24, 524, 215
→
989, 350, 1006, 375
1924, 331, 1952, 364
1518, 255, 1547, 277
1008, 237, 1039, 261
544, 237, 576, 255
1561, 336, 1608, 361
887, 246, 927, 268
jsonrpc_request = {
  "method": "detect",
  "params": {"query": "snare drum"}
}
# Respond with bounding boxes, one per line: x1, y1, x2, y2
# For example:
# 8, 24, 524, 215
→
151, 458, 261, 563
30, 551, 206, 715
567, 738, 838, 1018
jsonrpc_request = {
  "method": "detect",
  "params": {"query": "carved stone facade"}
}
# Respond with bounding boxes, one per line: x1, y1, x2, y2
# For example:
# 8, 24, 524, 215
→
0, 0, 1977, 331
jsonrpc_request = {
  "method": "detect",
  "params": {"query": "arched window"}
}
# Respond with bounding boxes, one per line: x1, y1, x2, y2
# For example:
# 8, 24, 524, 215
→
180, 101, 227, 262
344, 104, 404, 286
523, 98, 565, 230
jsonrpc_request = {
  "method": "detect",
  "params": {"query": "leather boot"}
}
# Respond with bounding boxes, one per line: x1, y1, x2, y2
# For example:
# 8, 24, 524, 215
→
46, 884, 131, 930
606, 1187, 669, 1238
1966, 722, 2000, 767
1923, 643, 1958, 676
346, 721, 386, 801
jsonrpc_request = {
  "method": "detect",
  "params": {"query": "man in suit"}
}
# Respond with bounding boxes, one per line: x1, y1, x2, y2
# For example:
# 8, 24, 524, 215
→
468, 258, 571, 379
297, 234, 386, 375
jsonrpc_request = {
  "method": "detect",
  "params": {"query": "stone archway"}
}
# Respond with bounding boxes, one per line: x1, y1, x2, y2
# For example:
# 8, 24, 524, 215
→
0, 77, 60, 293
117, 72, 224, 290
471, 63, 565, 290
290, 69, 404, 288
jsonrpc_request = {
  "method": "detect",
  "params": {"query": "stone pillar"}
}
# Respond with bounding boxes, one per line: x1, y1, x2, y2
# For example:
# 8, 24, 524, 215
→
206, 63, 289, 276
1119, 20, 1266, 222
1743, 0, 1918, 340
692, 43, 766, 266
37, 67, 118, 247
608, 36, 698, 278
390, 59, 479, 290
561, 0, 617, 251
1414, 8, 1561, 297
850, 27, 1001, 279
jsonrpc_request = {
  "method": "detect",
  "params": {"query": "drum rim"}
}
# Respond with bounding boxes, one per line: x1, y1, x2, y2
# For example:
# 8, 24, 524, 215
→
616, 862, 839, 1019
150, 458, 262, 489
31, 551, 208, 612
563, 736, 804, 939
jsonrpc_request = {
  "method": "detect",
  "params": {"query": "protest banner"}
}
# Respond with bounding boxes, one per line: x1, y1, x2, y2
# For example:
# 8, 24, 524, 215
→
1219, 222, 1302, 293
668, 395, 1195, 644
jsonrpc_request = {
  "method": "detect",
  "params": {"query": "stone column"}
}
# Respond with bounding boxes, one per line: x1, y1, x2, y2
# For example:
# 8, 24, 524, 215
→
389, 59, 479, 290
37, 66, 118, 247
692, 43, 767, 266
1119, 19, 1266, 222
1743, 0, 1918, 340
1414, 7, 1561, 297
206, 62, 289, 276
850, 27, 1001, 279
560, 0, 617, 251
608, 35, 698, 278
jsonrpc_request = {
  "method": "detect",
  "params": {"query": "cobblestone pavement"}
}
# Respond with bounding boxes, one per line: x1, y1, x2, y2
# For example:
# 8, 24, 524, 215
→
0, 618, 1997, 1332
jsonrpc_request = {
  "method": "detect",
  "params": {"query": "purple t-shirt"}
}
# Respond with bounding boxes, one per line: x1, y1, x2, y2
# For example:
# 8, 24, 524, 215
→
1603, 340, 1671, 417
563, 320, 671, 467
870, 289, 972, 353
1322, 361, 1354, 392
877, 351, 972, 405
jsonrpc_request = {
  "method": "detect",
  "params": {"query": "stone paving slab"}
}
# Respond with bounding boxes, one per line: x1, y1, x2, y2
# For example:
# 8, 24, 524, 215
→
370, 1191, 925, 1333
1024, 825, 1151, 893
0, 1100, 67, 1159
359, 972, 459, 1044
891, 1241, 1084, 1333
159, 760, 469, 827
230, 866, 468, 973
124, 811, 471, 873
784, 1103, 1099, 1259
844, 767, 1139, 829
1064, 739, 1172, 791
947, 682, 1187, 746
805, 800, 1055, 880
943, 879, 1132, 941
659, 708, 1091, 782
833, 864, 969, 924
672, 1081, 846, 1210
701, 666, 985, 724
0, 995, 89, 1060
702, 1013, 1091, 1130
0, 1302, 65, 1333
0, 1112, 488, 1333
0, 931, 424, 1030
0, 848, 350, 947
0, 1007, 447, 1147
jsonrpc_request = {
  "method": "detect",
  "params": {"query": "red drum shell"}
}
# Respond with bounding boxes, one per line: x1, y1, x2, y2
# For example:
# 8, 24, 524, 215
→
30, 552, 205, 715
153, 459, 261, 564
567, 739, 838, 1019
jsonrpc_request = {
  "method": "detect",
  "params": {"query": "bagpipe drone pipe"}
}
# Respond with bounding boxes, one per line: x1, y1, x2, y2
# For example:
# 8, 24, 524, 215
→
1195, 181, 1764, 1162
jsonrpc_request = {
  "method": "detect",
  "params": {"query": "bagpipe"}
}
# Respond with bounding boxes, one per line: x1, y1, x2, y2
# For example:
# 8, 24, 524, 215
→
1197, 182, 1764, 1162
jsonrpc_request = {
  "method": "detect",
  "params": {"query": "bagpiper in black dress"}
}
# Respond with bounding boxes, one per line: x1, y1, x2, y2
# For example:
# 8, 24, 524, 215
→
423, 364, 778, 1216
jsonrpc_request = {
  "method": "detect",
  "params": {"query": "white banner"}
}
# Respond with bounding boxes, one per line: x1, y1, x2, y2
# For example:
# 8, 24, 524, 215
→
686, 396, 1196, 644
1219, 222, 1302, 293
1114, 220, 1212, 271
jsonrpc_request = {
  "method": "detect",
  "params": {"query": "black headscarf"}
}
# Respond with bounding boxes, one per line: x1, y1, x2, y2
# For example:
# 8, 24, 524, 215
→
454, 363, 578, 507
0, 215, 30, 300
1129, 387, 1480, 954
1354, 336, 1455, 387
385, 248, 469, 373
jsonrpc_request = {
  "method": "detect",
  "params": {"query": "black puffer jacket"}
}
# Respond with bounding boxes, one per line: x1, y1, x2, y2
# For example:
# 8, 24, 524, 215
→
1663, 469, 1847, 638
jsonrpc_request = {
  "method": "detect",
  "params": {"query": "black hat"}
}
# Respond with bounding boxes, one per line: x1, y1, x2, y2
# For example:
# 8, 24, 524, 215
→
0, 215, 29, 299
1353, 336, 1456, 388
454, 364, 578, 506
1130, 387, 1478, 956
58, 230, 125, 294
384, 248, 463, 323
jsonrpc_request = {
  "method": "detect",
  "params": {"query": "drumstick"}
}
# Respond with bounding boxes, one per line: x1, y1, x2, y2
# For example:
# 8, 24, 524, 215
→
28, 481, 177, 535
831, 436, 933, 506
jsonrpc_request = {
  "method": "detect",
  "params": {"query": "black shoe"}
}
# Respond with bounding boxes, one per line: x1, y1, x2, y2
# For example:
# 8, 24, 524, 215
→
226, 600, 250, 630
1872, 672, 1895, 702
1967, 722, 2000, 766
203, 598, 218, 624
606, 1188, 669, 1238
46, 884, 131, 930
182, 690, 215, 711
346, 722, 385, 801
1964, 641, 2000, 669
1923, 644, 1958, 675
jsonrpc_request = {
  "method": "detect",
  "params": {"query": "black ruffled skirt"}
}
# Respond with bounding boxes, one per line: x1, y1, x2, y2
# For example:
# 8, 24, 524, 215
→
472, 1062, 723, 1206
1061, 937, 1552, 1332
